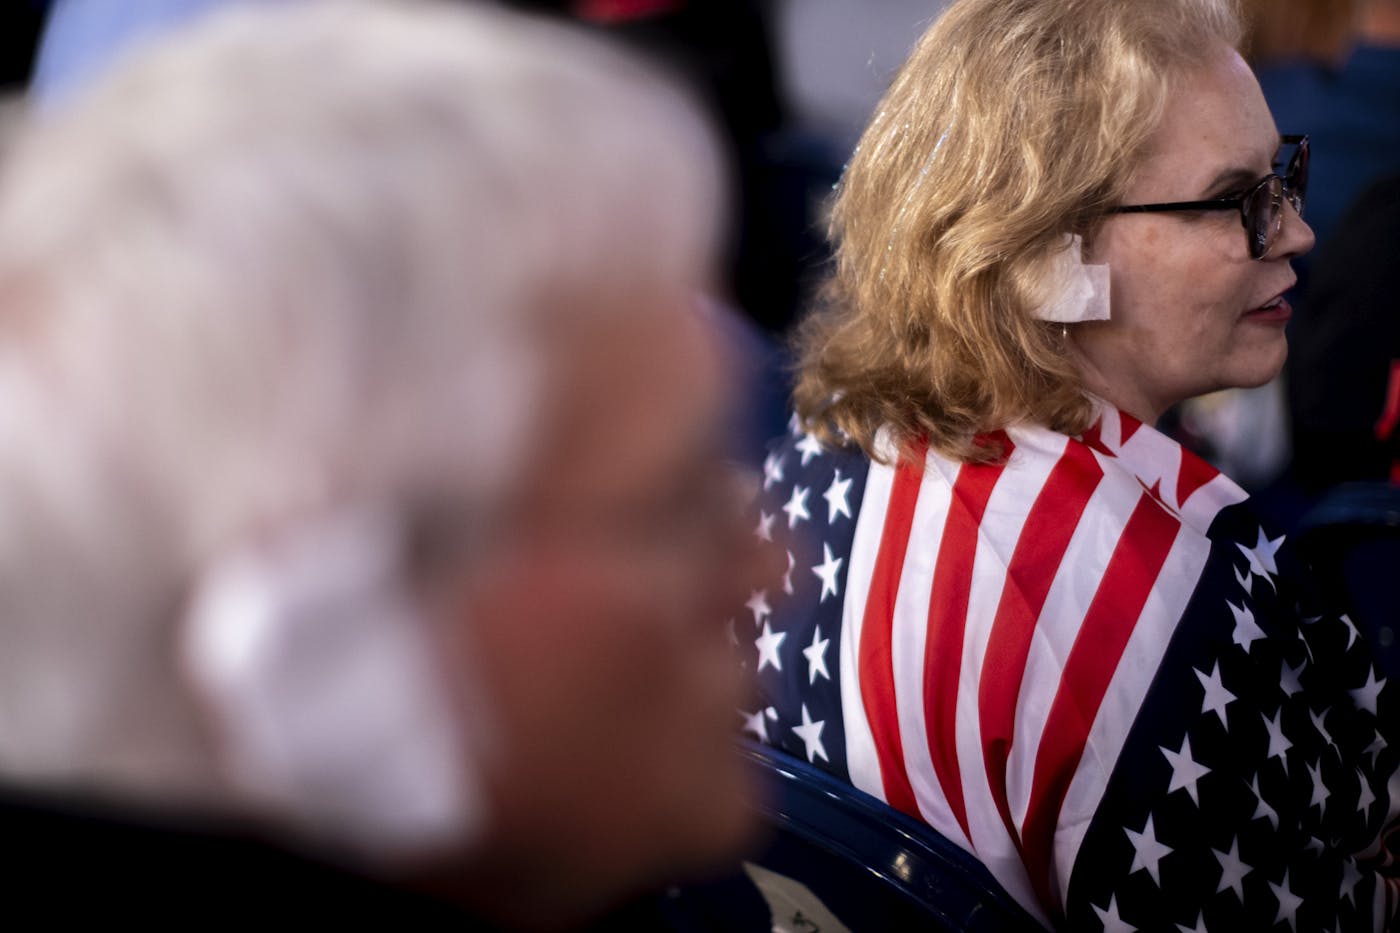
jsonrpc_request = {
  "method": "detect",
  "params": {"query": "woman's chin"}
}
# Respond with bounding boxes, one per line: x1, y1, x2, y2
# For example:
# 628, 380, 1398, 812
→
1232, 341, 1289, 390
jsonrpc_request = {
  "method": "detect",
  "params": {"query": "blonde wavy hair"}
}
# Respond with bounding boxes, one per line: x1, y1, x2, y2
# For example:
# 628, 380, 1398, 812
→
794, 0, 1243, 463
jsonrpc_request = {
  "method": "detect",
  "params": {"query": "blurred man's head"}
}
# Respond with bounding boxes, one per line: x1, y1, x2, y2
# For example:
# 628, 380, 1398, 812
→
0, 0, 758, 924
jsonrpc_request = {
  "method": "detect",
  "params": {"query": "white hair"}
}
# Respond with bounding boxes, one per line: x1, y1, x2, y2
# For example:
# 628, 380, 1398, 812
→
0, 0, 722, 809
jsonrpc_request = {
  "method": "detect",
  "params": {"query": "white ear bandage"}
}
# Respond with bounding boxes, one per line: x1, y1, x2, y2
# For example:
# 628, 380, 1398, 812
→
1032, 233, 1111, 324
180, 508, 484, 860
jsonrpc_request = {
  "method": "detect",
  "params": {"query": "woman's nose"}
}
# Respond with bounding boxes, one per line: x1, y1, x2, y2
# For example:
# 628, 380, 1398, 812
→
1273, 198, 1315, 260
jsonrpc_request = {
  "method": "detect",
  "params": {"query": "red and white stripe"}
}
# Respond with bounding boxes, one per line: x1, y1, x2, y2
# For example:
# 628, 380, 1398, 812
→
837, 410, 1247, 924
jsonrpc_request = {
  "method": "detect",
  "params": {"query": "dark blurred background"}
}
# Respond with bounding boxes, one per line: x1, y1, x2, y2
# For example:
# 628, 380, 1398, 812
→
0, 2, 45, 90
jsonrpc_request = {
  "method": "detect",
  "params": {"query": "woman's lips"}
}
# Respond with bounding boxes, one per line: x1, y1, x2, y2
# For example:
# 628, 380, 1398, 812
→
1244, 295, 1292, 323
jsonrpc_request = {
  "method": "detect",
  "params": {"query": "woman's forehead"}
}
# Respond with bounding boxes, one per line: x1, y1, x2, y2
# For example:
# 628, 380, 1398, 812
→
1133, 48, 1279, 195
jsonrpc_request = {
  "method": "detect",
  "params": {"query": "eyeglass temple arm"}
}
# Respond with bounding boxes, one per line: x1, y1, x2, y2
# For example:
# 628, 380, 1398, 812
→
1109, 198, 1242, 215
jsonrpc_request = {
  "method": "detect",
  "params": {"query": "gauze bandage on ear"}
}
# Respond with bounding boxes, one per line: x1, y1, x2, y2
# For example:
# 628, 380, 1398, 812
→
1032, 233, 1111, 324
180, 507, 485, 860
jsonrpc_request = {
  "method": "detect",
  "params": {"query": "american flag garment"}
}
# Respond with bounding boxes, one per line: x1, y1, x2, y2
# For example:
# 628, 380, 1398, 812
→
738, 406, 1400, 931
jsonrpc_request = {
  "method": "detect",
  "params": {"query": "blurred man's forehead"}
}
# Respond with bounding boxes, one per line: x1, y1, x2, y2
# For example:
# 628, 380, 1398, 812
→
521, 303, 723, 494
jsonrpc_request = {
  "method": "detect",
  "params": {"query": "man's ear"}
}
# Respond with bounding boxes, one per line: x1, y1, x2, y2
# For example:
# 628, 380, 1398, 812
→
179, 506, 485, 859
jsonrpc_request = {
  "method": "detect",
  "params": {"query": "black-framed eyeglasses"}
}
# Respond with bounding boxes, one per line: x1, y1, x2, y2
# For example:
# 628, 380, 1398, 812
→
1108, 134, 1309, 260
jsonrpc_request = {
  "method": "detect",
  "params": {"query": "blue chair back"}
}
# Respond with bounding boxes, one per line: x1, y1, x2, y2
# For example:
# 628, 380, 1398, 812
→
735, 740, 1047, 932
1297, 482, 1400, 679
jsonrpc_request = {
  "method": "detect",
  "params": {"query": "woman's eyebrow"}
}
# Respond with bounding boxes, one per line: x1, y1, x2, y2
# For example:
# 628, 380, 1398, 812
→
1198, 134, 1285, 196
1200, 165, 1259, 197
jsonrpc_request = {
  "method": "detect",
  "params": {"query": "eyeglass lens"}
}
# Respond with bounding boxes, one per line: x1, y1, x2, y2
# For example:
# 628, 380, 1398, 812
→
1246, 180, 1283, 259
1249, 139, 1309, 259
1285, 138, 1309, 213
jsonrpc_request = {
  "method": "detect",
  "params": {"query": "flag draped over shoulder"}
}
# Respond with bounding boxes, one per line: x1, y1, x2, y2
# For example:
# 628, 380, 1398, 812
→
740, 408, 1400, 931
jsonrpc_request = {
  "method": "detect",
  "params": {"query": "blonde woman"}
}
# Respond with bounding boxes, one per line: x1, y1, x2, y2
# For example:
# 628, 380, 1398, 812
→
745, 0, 1399, 928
